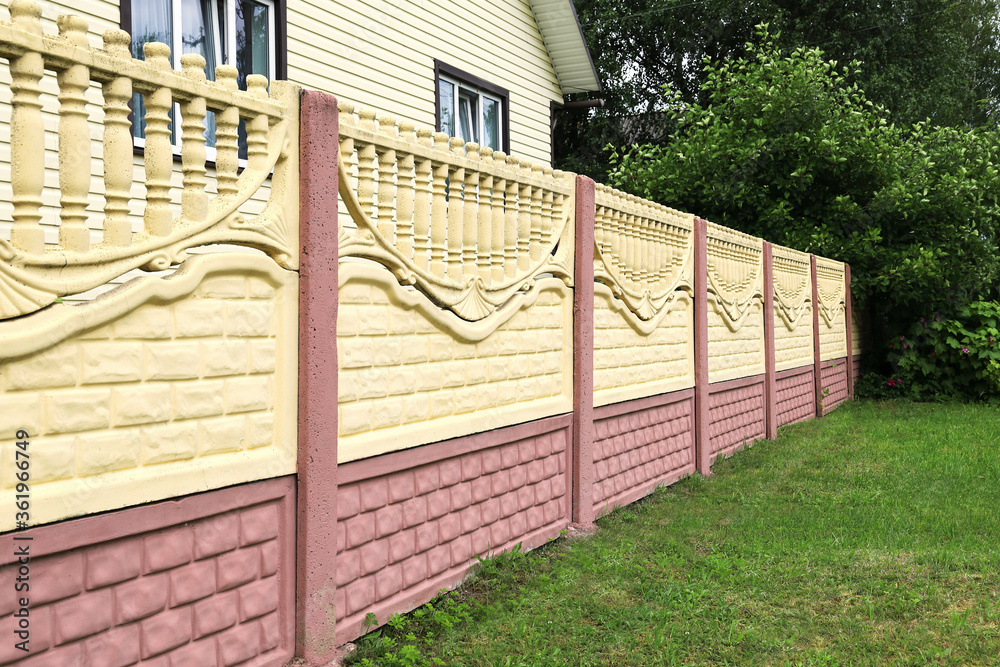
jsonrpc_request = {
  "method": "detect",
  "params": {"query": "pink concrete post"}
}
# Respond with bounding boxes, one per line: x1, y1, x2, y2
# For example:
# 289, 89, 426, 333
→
693, 217, 711, 476
845, 264, 854, 401
572, 175, 596, 528
297, 90, 341, 664
763, 242, 777, 439
811, 255, 823, 417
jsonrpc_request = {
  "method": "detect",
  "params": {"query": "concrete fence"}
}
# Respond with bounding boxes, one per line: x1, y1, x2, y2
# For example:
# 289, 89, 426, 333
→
0, 10, 858, 665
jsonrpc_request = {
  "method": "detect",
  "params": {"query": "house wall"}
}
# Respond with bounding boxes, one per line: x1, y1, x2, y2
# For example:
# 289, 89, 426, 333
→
289, 0, 563, 165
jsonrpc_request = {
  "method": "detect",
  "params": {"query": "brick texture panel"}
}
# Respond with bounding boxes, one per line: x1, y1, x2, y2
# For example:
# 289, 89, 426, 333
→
707, 299, 765, 382
335, 421, 571, 644
708, 378, 765, 461
592, 286, 693, 401
337, 278, 571, 449
592, 392, 695, 518
774, 304, 814, 371
819, 313, 848, 361
852, 355, 861, 384
776, 368, 815, 428
0, 270, 296, 531
0, 478, 294, 667
821, 359, 849, 414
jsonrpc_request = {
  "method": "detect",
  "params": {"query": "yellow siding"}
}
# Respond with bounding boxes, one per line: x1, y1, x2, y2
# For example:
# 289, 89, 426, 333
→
287, 0, 563, 165
707, 297, 765, 382
336, 265, 573, 463
592, 285, 694, 406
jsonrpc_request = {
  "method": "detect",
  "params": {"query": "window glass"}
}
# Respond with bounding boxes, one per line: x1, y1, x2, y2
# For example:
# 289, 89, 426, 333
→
437, 70, 506, 152
482, 96, 499, 151
181, 0, 219, 143
236, 0, 270, 87
439, 79, 456, 138
131, 0, 172, 140
458, 89, 478, 144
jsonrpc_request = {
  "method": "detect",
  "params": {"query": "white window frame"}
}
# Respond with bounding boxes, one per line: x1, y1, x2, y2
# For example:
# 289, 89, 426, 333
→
132, 0, 277, 161
438, 73, 505, 152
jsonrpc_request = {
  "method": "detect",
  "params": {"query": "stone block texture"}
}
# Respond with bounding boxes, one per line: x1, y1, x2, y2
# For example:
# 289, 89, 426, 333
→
0, 477, 294, 667
592, 285, 694, 406
334, 417, 571, 644
0, 267, 297, 531
821, 358, 849, 415
707, 298, 765, 383
708, 377, 765, 462
337, 274, 572, 461
774, 304, 814, 371
819, 314, 848, 361
592, 391, 695, 518
775, 367, 815, 428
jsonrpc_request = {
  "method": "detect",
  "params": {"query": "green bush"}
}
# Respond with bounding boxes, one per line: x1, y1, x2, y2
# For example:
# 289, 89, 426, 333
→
884, 301, 1000, 400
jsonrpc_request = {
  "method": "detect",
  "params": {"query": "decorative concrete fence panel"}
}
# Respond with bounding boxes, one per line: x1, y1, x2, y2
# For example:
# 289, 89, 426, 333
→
703, 221, 766, 462
814, 257, 849, 413
590, 184, 696, 517
335, 102, 575, 463
772, 244, 816, 427
0, 7, 299, 664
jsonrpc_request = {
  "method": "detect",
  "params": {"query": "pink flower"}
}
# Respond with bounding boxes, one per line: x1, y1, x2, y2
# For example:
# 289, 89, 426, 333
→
962, 347, 969, 355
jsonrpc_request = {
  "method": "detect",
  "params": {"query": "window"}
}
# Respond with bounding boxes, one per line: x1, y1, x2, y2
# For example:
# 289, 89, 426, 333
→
435, 61, 509, 153
123, 0, 286, 152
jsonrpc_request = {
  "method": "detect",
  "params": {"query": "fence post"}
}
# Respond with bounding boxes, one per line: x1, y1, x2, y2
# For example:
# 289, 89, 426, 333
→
763, 242, 777, 439
694, 217, 711, 475
845, 264, 854, 401
572, 175, 596, 528
297, 90, 341, 664
811, 254, 823, 417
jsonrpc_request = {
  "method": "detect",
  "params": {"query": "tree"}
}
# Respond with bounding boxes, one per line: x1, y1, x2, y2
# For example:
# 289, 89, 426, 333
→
607, 32, 1000, 356
556, 0, 1000, 179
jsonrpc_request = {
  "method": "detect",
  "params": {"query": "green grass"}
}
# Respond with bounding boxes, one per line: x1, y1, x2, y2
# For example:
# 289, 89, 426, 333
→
348, 401, 1000, 666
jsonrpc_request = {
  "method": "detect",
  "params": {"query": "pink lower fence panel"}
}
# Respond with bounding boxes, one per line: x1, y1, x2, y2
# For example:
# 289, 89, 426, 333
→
592, 390, 696, 518
821, 358, 849, 415
708, 376, 766, 462
852, 355, 861, 386
775, 366, 816, 428
333, 415, 572, 645
0, 477, 296, 667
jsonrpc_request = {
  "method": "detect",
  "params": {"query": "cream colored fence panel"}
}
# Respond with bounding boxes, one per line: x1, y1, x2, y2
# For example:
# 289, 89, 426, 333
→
851, 307, 862, 356
772, 244, 814, 371
706, 221, 765, 382
337, 103, 575, 462
816, 257, 847, 360
592, 184, 695, 406
0, 1, 299, 530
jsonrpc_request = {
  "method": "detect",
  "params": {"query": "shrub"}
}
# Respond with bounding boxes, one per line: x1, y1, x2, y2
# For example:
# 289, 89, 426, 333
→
885, 301, 1000, 400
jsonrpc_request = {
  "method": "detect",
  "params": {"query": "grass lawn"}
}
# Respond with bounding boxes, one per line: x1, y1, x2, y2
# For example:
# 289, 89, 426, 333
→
349, 401, 1000, 666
